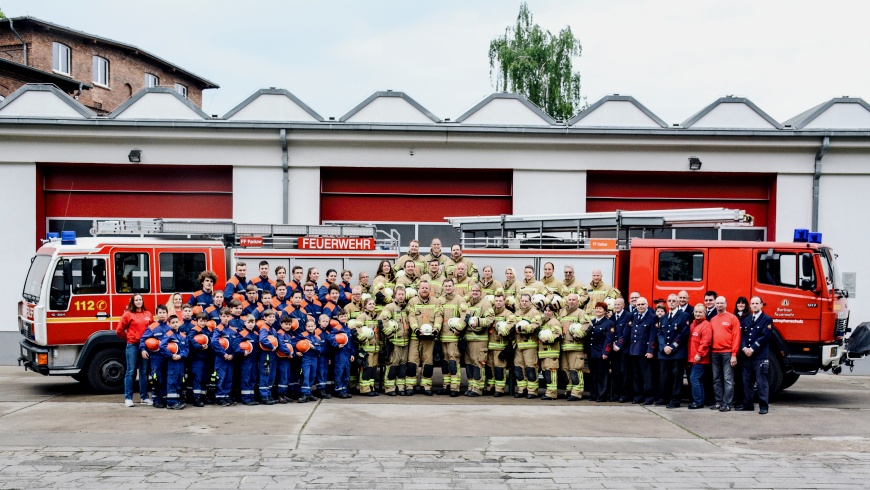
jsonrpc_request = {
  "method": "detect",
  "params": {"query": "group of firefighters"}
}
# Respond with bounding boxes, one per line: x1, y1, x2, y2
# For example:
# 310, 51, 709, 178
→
116, 238, 774, 414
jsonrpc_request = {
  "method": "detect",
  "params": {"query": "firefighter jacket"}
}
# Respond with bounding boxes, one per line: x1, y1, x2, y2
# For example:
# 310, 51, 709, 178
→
540, 276, 563, 297
559, 278, 589, 306
251, 275, 277, 298
258, 322, 280, 352
395, 273, 420, 290
501, 280, 518, 298
423, 252, 447, 266
160, 330, 189, 359
420, 273, 446, 297
513, 306, 542, 351
188, 322, 215, 360
479, 278, 503, 297
407, 294, 443, 339
464, 297, 494, 342
210, 323, 239, 358
234, 325, 261, 358
444, 255, 477, 281
538, 317, 563, 359
188, 289, 214, 312
584, 281, 621, 314
328, 325, 356, 361
353, 313, 380, 355
452, 274, 475, 299
438, 293, 468, 343
224, 274, 251, 302
378, 301, 410, 347
275, 329, 294, 358
488, 307, 516, 352
139, 321, 171, 355
295, 329, 325, 360
559, 306, 590, 353
518, 279, 547, 303
394, 253, 425, 276
342, 301, 364, 321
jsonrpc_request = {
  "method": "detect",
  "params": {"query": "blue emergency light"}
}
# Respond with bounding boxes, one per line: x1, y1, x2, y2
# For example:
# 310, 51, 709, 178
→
61, 231, 76, 245
793, 229, 809, 242
46, 232, 60, 240
808, 232, 822, 244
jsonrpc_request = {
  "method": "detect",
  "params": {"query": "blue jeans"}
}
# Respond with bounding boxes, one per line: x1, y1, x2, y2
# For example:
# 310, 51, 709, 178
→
689, 363, 708, 406
124, 343, 150, 401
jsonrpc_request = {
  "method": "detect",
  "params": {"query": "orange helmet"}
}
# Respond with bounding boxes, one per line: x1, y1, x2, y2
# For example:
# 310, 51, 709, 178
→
167, 342, 179, 355
144, 338, 160, 352
334, 332, 349, 346
266, 335, 279, 350
193, 334, 209, 345
295, 338, 311, 353
219, 337, 230, 350
276, 343, 293, 358
330, 319, 340, 329
239, 340, 253, 355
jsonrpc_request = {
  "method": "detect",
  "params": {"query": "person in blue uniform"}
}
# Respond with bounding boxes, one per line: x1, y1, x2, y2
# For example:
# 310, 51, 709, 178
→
160, 315, 189, 410
210, 308, 238, 407
588, 302, 614, 402
609, 297, 633, 402
657, 294, 691, 408
139, 304, 170, 408
628, 297, 658, 405
737, 296, 774, 414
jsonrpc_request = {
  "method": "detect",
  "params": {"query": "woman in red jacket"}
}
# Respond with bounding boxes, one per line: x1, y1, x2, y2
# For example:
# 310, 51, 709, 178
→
687, 304, 713, 409
116, 294, 153, 407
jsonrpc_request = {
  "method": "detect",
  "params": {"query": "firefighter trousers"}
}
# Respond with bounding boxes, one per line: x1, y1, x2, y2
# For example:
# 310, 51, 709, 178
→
384, 344, 408, 394
560, 350, 586, 398
486, 349, 509, 394
464, 341, 488, 395
514, 348, 538, 394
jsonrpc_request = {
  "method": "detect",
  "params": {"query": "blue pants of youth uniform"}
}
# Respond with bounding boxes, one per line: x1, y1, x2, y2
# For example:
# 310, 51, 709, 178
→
125, 344, 150, 401
333, 357, 350, 394
214, 357, 234, 400
150, 355, 168, 404
240, 355, 259, 403
276, 358, 291, 396
289, 357, 302, 396
300, 357, 318, 395
259, 351, 276, 400
190, 357, 211, 401
166, 360, 186, 407
316, 356, 328, 392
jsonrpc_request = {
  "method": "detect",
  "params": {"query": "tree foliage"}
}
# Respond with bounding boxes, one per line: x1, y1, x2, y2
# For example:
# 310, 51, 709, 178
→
0, 9, 6, 20
488, 2, 584, 120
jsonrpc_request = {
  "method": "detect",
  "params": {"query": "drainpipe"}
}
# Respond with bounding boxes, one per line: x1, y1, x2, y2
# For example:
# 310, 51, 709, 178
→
811, 135, 830, 232
281, 129, 289, 224
9, 18, 28, 65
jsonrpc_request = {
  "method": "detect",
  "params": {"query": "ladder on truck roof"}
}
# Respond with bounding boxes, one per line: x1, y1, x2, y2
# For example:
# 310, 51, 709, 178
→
445, 208, 754, 250
91, 219, 401, 251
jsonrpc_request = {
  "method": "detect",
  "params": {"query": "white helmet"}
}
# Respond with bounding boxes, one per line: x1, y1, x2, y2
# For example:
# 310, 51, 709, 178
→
382, 287, 394, 302
381, 319, 398, 336
505, 296, 517, 307
532, 294, 547, 306
550, 295, 565, 311
419, 323, 434, 336
495, 321, 510, 336
348, 319, 363, 330
357, 325, 375, 341
515, 319, 530, 333
361, 293, 372, 302
538, 328, 555, 343
568, 323, 585, 338
447, 317, 464, 331
485, 294, 494, 303
604, 297, 616, 310
468, 316, 479, 328
395, 270, 406, 278
405, 287, 418, 299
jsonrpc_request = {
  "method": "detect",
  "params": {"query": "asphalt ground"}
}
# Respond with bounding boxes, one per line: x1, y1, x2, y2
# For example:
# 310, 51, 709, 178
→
1, 366, 869, 489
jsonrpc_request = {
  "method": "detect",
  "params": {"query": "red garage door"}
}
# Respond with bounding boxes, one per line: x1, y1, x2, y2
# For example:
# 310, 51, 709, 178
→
586, 171, 776, 237
321, 168, 512, 222
37, 164, 233, 248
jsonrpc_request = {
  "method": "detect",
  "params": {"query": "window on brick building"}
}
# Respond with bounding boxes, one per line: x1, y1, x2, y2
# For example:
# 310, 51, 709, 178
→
52, 42, 71, 75
92, 56, 109, 87
174, 83, 188, 98
144, 73, 159, 88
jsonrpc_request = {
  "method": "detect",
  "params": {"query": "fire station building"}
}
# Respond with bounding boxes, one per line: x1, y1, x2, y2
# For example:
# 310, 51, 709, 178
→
1, 83, 869, 350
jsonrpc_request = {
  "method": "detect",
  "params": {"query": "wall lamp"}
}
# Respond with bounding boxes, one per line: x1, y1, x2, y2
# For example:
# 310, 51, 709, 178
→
128, 149, 142, 163
688, 157, 702, 170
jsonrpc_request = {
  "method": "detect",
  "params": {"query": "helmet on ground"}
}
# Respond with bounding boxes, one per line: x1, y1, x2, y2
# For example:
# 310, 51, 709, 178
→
167, 342, 179, 355
419, 323, 434, 336
266, 335, 279, 350
538, 328, 555, 343
381, 319, 398, 336
145, 338, 160, 352
295, 339, 311, 353
568, 323, 586, 338
193, 334, 209, 345
405, 287, 417, 299
219, 337, 230, 350
239, 340, 253, 355
447, 317, 464, 331
334, 332, 349, 345
358, 325, 375, 341
495, 321, 510, 336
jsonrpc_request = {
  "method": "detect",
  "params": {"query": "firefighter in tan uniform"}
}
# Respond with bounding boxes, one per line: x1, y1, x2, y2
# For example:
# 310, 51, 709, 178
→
479, 266, 503, 298
423, 238, 447, 267
395, 259, 421, 294
378, 287, 410, 396
421, 259, 447, 297
342, 286, 365, 321
584, 268, 621, 314
372, 260, 397, 316
452, 262, 475, 299
538, 304, 563, 400
444, 244, 478, 281
352, 298, 380, 396
559, 265, 589, 307
513, 293, 542, 398
437, 279, 468, 396
463, 282, 493, 397
406, 280, 442, 395
559, 293, 590, 401
393, 239, 425, 277
486, 291, 515, 396
540, 262, 564, 300
502, 267, 520, 311
518, 265, 548, 311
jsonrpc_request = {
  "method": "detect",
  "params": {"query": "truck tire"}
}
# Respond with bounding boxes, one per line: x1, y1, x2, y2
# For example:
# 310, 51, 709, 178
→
779, 371, 800, 391
768, 355, 784, 395
85, 349, 126, 394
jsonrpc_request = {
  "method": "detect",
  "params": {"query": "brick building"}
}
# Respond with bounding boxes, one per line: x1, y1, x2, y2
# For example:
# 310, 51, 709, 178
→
0, 16, 218, 113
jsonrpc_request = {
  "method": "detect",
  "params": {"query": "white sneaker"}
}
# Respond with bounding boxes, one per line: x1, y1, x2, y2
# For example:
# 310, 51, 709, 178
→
124, 399, 135, 407
141, 398, 153, 406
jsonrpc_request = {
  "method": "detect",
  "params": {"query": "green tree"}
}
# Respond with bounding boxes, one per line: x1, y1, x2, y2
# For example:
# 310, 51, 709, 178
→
488, 2, 584, 120
0, 9, 6, 20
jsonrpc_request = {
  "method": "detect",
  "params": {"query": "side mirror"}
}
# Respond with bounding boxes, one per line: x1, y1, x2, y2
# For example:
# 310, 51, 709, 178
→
62, 260, 73, 288
799, 278, 817, 292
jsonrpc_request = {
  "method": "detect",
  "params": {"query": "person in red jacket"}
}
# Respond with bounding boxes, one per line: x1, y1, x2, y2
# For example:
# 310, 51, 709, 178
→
687, 304, 712, 409
710, 296, 742, 411
115, 294, 153, 407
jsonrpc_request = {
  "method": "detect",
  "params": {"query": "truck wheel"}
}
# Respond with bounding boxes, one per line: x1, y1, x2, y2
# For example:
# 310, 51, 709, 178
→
768, 355, 784, 394
780, 372, 800, 391
85, 349, 126, 394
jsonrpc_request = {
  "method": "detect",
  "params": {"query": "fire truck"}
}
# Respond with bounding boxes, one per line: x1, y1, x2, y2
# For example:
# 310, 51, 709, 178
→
18, 220, 399, 393
447, 208, 860, 393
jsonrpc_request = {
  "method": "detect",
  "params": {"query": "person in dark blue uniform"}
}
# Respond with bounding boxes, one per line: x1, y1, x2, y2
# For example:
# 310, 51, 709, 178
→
629, 297, 658, 405
657, 294, 691, 408
588, 302, 614, 402
737, 296, 774, 414
609, 297, 633, 402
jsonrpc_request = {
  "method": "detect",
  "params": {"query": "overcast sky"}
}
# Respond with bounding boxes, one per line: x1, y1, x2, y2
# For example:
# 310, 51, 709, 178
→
4, 0, 869, 124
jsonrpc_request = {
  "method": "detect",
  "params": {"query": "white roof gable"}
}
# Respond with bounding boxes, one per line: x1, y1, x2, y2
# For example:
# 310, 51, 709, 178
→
223, 89, 323, 122
682, 97, 781, 129
456, 93, 555, 125
801, 101, 870, 130
110, 88, 208, 120
569, 95, 666, 128
0, 84, 93, 119
340, 91, 439, 123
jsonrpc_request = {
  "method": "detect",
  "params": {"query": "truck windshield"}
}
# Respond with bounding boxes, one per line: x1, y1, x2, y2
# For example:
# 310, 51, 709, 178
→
22, 255, 53, 303
820, 247, 844, 292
